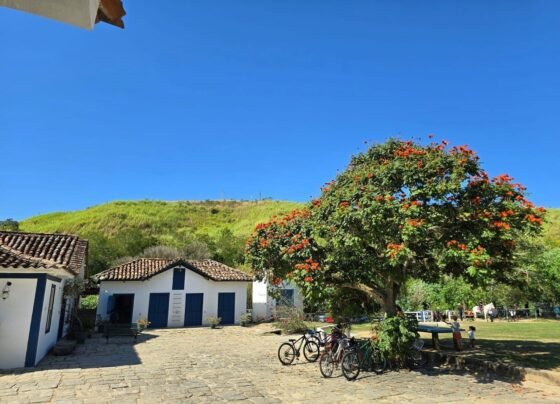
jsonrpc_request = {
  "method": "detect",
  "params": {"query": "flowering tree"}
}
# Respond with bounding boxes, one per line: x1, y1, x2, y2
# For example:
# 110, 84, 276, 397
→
246, 139, 545, 315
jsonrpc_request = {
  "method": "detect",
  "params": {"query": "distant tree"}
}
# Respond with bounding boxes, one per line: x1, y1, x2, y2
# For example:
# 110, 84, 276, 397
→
213, 229, 245, 267
0, 219, 19, 231
246, 138, 545, 316
182, 240, 211, 260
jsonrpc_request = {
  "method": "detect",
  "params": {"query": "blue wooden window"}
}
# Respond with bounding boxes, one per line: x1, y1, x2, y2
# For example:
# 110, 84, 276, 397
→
45, 284, 56, 333
277, 289, 294, 307
172, 267, 185, 290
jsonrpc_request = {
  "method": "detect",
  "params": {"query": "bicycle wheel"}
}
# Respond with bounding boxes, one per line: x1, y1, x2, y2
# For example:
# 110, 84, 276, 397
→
371, 348, 387, 374
341, 351, 361, 381
303, 340, 320, 362
407, 350, 427, 370
319, 352, 335, 378
277, 343, 296, 365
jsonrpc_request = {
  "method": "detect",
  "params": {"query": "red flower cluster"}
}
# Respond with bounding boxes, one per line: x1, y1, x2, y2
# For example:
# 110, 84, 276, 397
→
447, 240, 467, 250
387, 243, 404, 258
304, 276, 313, 283
450, 145, 476, 158
470, 245, 485, 255
492, 174, 514, 184
525, 214, 542, 225
311, 199, 321, 207
406, 219, 424, 227
492, 221, 511, 230
272, 277, 282, 286
294, 258, 321, 273
339, 201, 350, 208
395, 145, 427, 158
259, 239, 269, 248
499, 210, 515, 218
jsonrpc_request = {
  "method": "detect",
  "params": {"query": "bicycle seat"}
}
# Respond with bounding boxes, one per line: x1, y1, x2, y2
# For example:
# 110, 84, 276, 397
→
289, 339, 296, 342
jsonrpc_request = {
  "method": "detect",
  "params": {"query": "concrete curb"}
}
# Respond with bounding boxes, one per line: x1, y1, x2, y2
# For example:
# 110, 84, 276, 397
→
423, 350, 560, 387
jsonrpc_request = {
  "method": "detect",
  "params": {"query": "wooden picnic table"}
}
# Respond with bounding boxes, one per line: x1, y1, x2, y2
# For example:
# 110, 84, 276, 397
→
417, 324, 464, 351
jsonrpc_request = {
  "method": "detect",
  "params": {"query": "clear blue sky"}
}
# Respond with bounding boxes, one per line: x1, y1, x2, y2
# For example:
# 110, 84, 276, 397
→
1, 1, 558, 220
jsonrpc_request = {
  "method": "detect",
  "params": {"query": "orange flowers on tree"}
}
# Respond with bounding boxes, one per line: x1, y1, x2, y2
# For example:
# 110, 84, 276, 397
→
246, 138, 545, 316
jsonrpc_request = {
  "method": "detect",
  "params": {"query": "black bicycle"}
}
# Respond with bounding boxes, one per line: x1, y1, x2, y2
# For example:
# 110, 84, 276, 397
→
277, 332, 320, 365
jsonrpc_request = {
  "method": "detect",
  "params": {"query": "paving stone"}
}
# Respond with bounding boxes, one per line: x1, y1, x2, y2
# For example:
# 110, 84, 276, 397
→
0, 327, 559, 402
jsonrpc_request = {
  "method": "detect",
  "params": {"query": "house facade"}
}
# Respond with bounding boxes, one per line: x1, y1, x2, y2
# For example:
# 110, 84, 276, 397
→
95, 258, 251, 327
252, 280, 304, 321
0, 231, 88, 369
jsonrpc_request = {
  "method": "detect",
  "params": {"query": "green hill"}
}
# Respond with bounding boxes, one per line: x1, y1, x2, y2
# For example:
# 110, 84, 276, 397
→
544, 208, 560, 247
20, 200, 304, 274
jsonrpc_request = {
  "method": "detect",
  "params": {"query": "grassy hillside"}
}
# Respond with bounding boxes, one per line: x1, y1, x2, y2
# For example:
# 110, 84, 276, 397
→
544, 208, 560, 247
21, 200, 302, 239
20, 200, 304, 274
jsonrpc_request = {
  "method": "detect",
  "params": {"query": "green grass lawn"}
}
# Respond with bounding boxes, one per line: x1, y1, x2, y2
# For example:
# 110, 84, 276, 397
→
346, 319, 560, 371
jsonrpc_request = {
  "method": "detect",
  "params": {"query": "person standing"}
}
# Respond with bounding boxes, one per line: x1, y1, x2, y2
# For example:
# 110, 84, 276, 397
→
468, 326, 476, 348
446, 315, 463, 351
457, 303, 464, 321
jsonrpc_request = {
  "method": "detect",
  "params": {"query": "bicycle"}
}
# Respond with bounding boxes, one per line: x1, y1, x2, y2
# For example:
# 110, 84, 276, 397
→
277, 331, 320, 365
405, 338, 427, 369
319, 337, 354, 378
341, 337, 386, 381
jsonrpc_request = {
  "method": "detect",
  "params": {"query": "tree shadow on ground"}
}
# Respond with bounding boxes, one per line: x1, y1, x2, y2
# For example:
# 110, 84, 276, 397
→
1, 332, 159, 375
422, 337, 560, 372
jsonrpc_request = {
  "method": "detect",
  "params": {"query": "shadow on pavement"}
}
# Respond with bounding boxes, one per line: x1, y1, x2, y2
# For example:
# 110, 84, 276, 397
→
1, 332, 159, 375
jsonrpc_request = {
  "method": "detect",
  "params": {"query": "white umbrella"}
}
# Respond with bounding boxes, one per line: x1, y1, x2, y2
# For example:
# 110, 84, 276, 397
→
0, 0, 125, 30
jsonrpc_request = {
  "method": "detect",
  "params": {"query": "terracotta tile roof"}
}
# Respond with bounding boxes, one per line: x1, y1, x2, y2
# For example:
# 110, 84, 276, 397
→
0, 231, 88, 276
96, 258, 252, 282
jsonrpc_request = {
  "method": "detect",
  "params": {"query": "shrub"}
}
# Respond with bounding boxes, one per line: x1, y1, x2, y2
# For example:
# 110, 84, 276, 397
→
207, 316, 221, 329
240, 312, 251, 326
375, 315, 419, 367
274, 307, 308, 334
80, 295, 98, 309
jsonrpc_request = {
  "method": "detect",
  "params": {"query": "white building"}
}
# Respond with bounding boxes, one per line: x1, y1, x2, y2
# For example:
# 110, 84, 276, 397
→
95, 258, 251, 327
252, 280, 304, 321
0, 231, 88, 369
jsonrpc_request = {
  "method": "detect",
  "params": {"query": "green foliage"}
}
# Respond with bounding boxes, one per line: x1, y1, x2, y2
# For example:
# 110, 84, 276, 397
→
527, 247, 560, 303
247, 139, 545, 314
375, 316, 419, 365
20, 200, 300, 275
79, 295, 98, 310
0, 218, 19, 231
213, 228, 245, 267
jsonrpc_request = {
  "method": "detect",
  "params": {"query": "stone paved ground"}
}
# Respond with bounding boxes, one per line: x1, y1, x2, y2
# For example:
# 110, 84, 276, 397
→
1, 326, 560, 403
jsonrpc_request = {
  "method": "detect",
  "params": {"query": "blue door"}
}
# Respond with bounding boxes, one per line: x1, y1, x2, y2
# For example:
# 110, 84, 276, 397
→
184, 293, 204, 326
148, 293, 169, 328
217, 293, 235, 325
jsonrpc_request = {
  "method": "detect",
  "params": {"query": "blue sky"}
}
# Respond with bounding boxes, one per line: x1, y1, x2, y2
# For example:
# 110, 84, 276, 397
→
1, 1, 558, 220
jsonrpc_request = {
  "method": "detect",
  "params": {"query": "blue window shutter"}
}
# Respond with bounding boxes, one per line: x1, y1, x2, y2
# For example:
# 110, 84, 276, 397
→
172, 268, 185, 290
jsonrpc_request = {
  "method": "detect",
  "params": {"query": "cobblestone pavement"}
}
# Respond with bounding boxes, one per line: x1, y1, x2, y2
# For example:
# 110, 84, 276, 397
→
1, 326, 560, 403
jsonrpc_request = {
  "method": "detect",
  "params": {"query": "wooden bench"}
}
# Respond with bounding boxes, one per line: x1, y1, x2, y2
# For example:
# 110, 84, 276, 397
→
103, 323, 139, 343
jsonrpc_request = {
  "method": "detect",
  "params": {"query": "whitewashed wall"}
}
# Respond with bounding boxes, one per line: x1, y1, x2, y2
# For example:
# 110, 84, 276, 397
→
252, 280, 304, 321
97, 266, 248, 326
35, 278, 63, 366
0, 278, 37, 369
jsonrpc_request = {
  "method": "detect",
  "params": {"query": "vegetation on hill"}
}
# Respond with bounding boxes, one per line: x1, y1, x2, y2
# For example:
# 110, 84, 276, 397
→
18, 200, 303, 275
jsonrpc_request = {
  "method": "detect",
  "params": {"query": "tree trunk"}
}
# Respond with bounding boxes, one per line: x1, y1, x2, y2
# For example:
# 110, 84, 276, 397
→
381, 280, 400, 317
339, 278, 400, 317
